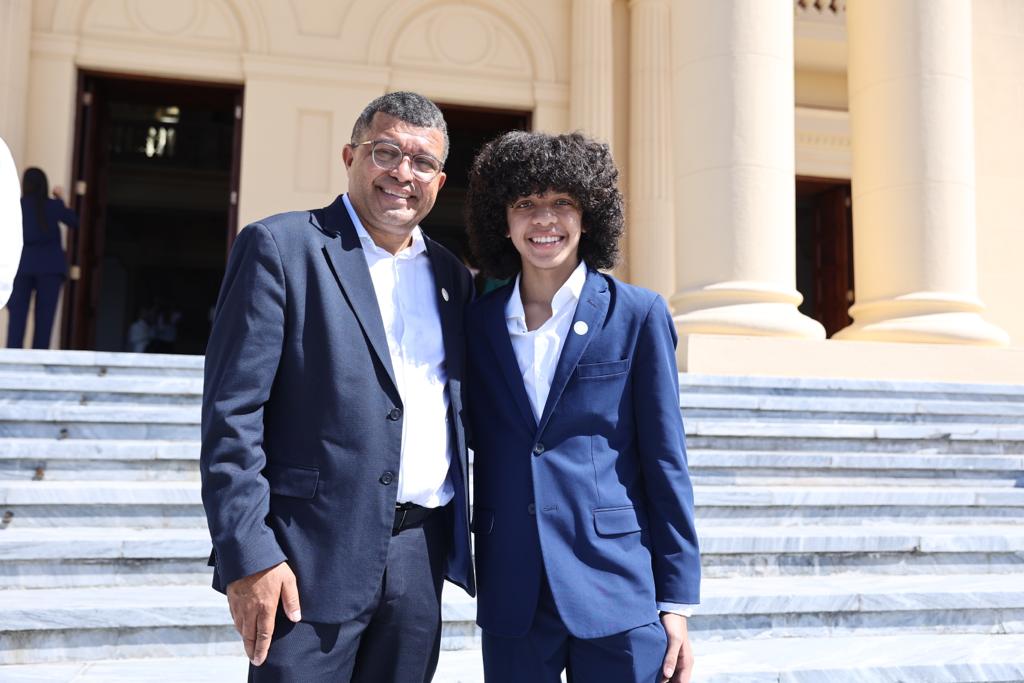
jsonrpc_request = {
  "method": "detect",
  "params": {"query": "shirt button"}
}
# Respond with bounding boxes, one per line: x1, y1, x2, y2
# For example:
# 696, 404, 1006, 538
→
527, 503, 536, 515
387, 408, 402, 421
532, 443, 545, 455
379, 471, 395, 485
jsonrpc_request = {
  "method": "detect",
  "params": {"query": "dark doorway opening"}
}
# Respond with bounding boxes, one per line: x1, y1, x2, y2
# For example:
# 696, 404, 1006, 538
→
66, 73, 243, 354
421, 105, 530, 286
795, 177, 854, 338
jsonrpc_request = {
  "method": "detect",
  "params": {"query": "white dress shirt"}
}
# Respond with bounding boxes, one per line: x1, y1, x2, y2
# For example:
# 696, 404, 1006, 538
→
343, 194, 453, 508
0, 136, 22, 307
505, 260, 696, 617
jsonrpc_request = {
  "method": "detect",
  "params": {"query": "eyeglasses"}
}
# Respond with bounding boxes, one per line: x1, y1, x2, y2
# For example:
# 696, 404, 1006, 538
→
352, 140, 443, 182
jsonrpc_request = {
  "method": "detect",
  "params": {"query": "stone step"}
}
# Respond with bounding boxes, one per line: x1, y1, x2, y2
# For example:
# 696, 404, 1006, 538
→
687, 421, 1024, 454
681, 393, 1024, 423
3, 524, 1023, 588
0, 349, 204, 378
2, 574, 1021, 664
681, 373, 1024, 403
0, 584, 478, 665
4, 440, 1023, 484
3, 481, 1023, 527
0, 371, 200, 403
5, 633, 1024, 683
0, 439, 198, 481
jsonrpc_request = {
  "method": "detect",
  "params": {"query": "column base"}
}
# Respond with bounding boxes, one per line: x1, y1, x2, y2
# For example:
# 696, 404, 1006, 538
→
833, 293, 1010, 347
671, 281, 826, 339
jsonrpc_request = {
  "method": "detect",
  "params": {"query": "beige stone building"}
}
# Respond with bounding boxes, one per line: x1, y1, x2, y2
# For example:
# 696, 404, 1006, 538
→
1, 0, 1022, 381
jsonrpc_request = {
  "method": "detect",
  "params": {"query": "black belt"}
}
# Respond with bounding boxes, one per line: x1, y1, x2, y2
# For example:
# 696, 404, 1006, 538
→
393, 502, 437, 534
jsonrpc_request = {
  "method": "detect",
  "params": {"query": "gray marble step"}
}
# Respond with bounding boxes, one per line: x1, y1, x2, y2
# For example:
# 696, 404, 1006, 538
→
681, 393, 1024, 423
5, 633, 1024, 683
687, 420, 1024, 454
0, 633, 1018, 683
3, 573, 1021, 664
0, 584, 477, 664
0, 349, 204, 378
681, 373, 1024, 402
4, 480, 1023, 528
3, 524, 1024, 589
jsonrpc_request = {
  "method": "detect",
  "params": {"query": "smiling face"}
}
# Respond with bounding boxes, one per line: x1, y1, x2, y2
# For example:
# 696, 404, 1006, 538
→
342, 112, 447, 253
506, 190, 584, 282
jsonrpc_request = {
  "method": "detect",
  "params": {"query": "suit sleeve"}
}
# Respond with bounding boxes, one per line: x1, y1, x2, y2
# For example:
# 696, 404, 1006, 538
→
632, 295, 701, 605
57, 201, 78, 229
200, 223, 289, 587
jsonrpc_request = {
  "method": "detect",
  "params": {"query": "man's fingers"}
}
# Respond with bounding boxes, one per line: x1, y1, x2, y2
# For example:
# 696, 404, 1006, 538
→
239, 612, 256, 662
279, 568, 302, 622
250, 606, 276, 666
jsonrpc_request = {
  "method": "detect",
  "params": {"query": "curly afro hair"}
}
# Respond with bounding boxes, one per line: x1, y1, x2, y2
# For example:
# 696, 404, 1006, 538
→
466, 131, 624, 279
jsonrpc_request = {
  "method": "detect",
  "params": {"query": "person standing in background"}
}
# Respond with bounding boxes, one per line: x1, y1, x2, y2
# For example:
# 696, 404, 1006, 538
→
0, 137, 22, 307
5, 167, 78, 349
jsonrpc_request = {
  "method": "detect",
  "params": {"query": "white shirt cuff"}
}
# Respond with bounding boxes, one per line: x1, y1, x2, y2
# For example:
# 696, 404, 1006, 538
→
657, 602, 697, 618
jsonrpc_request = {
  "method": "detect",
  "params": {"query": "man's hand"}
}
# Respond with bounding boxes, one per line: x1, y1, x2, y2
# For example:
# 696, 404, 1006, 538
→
659, 612, 694, 683
226, 562, 302, 666
51, 186, 64, 201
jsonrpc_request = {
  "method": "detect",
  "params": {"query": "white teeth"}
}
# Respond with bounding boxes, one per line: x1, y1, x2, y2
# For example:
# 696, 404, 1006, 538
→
530, 236, 562, 244
381, 188, 411, 199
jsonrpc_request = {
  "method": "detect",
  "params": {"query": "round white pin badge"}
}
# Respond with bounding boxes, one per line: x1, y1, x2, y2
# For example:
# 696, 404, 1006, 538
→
573, 320, 589, 336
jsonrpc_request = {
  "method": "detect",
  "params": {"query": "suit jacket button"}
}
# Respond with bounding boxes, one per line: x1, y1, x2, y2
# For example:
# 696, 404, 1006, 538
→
387, 408, 402, 421
527, 503, 536, 515
532, 443, 545, 455
379, 471, 395, 485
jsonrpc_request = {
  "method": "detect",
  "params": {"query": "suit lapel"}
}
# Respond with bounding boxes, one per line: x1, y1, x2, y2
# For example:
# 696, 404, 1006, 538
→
315, 196, 399, 397
482, 285, 538, 431
537, 268, 609, 435
424, 237, 460, 378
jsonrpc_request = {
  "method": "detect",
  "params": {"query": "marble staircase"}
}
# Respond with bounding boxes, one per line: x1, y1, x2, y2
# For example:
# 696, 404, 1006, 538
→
1, 349, 1023, 682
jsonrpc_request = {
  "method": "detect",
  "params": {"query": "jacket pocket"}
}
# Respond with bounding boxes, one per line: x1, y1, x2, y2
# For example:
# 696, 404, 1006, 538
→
263, 463, 319, 499
576, 358, 630, 379
471, 507, 495, 535
593, 506, 646, 536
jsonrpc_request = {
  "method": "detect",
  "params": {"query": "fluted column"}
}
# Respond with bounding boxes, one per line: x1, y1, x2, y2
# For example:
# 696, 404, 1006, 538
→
627, 0, 674, 300
835, 0, 1008, 345
0, 0, 33, 161
670, 0, 823, 339
570, 0, 614, 143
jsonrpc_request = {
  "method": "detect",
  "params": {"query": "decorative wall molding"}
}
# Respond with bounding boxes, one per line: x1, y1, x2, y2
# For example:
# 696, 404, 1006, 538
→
795, 105, 850, 179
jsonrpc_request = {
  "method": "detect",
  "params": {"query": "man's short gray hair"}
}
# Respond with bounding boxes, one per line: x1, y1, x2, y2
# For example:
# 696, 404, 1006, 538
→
351, 91, 449, 162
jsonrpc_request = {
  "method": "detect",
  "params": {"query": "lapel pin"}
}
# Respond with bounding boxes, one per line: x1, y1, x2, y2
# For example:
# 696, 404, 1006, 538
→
441, 287, 450, 302
573, 320, 589, 336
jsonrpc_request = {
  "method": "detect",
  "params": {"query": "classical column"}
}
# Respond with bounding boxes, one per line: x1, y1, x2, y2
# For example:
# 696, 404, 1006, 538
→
835, 0, 1008, 345
627, 0, 674, 301
0, 0, 33, 161
570, 0, 614, 144
670, 0, 824, 339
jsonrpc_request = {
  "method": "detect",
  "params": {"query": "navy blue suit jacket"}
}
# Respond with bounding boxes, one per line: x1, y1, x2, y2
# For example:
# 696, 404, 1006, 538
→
19, 197, 78, 275
200, 195, 475, 624
466, 267, 700, 639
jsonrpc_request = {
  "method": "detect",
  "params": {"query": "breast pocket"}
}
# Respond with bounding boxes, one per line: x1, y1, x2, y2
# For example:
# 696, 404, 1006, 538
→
576, 358, 630, 379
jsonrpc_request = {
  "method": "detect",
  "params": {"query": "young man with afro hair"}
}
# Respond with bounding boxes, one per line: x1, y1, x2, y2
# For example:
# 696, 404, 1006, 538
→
464, 131, 701, 683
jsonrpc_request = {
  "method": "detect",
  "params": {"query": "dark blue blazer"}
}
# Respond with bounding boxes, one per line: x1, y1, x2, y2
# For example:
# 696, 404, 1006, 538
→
200, 195, 475, 624
466, 267, 700, 639
19, 197, 78, 275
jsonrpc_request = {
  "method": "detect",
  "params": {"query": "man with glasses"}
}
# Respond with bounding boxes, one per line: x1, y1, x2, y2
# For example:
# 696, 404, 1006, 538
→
201, 92, 474, 682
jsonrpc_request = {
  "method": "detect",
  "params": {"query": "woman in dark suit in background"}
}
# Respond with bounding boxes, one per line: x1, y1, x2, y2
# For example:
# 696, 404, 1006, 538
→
6, 167, 78, 349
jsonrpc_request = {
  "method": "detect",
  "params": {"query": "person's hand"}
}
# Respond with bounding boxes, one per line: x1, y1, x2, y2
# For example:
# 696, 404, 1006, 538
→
659, 612, 694, 683
226, 562, 302, 666
51, 186, 64, 201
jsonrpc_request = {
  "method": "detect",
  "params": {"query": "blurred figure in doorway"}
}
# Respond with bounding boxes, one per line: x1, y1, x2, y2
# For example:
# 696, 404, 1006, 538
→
5, 167, 78, 349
